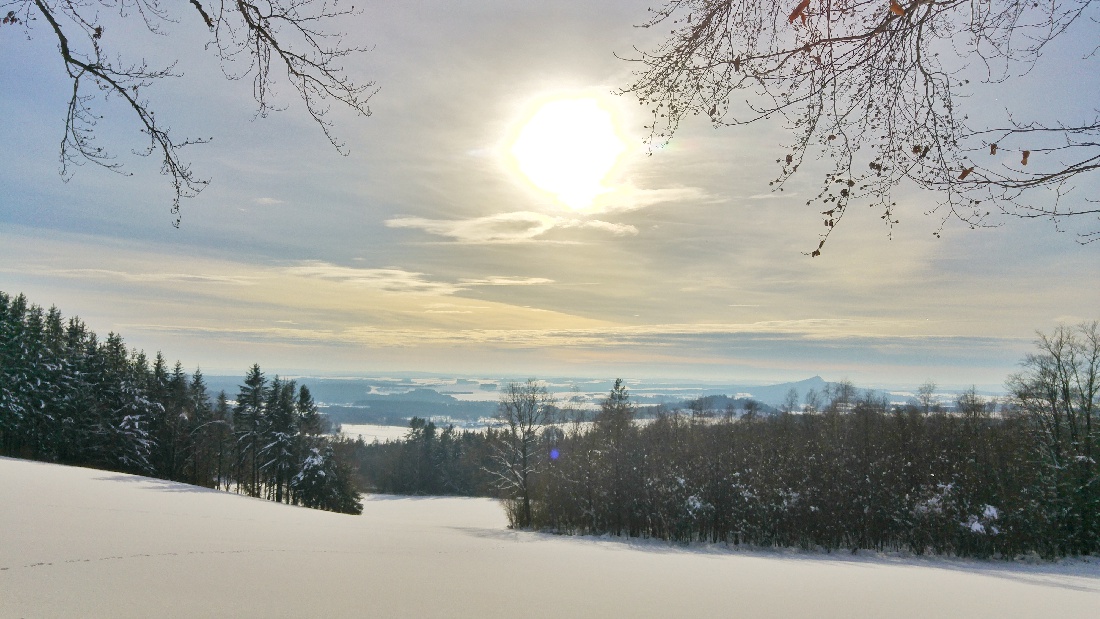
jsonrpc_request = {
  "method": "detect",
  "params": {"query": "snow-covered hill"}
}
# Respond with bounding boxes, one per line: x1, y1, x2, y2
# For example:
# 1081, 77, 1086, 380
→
2, 456, 1098, 618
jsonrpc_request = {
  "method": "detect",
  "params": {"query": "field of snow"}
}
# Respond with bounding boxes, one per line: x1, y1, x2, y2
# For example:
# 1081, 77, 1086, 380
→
338, 423, 419, 442
337, 420, 657, 443
3, 457, 1099, 618
339, 421, 509, 442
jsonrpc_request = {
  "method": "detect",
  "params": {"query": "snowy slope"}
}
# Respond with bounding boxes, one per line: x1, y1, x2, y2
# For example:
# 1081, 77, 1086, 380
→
2, 456, 1098, 618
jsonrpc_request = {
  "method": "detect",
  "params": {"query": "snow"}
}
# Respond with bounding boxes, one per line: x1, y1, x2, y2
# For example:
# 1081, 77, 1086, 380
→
338, 423, 418, 442
3, 456, 1100, 618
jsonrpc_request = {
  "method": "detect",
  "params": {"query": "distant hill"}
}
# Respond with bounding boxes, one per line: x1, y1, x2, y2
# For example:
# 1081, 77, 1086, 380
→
735, 376, 831, 408
201, 374, 902, 425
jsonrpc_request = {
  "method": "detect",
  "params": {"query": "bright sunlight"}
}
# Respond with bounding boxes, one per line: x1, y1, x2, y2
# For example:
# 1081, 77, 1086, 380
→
509, 98, 626, 210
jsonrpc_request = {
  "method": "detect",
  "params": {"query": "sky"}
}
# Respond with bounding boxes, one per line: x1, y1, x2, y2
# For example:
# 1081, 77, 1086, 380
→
1, 0, 1097, 391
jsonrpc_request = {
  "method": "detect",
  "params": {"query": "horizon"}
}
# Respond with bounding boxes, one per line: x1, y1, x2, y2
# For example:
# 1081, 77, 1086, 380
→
194, 370, 1009, 403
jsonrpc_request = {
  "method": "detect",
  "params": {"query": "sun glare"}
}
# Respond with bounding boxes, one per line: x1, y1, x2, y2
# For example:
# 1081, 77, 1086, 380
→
509, 98, 627, 210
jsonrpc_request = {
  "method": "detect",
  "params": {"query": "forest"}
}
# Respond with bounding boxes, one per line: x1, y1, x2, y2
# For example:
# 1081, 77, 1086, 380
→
0, 291, 361, 514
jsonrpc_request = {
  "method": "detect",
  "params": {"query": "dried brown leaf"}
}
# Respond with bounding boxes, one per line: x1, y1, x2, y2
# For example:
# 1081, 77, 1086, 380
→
788, 0, 810, 24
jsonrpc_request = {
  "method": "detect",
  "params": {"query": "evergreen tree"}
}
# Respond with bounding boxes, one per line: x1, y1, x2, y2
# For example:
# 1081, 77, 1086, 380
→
211, 391, 234, 490
291, 444, 362, 514
0, 290, 363, 517
262, 377, 298, 503
296, 385, 322, 435
185, 369, 217, 487
150, 361, 191, 480
234, 364, 267, 497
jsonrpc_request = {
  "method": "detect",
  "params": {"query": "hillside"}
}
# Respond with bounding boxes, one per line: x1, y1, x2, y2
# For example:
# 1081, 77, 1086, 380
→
2, 457, 1099, 618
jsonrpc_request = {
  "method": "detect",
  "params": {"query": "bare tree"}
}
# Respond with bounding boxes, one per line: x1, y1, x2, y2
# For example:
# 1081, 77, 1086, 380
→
1007, 321, 1099, 554
491, 379, 557, 528
955, 386, 988, 420
916, 380, 938, 415
3, 0, 376, 224
803, 387, 820, 413
621, 0, 1100, 253
782, 387, 800, 414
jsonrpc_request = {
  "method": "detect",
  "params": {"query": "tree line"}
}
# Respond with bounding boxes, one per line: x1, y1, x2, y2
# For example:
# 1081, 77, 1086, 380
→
489, 328, 1098, 558
0, 291, 361, 514
336, 418, 500, 497
349, 326, 1098, 559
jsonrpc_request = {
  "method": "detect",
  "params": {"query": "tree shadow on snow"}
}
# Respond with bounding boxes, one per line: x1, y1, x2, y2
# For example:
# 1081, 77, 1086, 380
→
93, 474, 228, 494
487, 529, 1100, 593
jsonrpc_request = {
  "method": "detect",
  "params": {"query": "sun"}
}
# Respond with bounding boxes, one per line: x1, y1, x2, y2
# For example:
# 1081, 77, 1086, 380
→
509, 98, 627, 210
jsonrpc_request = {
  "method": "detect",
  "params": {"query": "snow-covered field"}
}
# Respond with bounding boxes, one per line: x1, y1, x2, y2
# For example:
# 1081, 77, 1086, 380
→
338, 423, 419, 442
3, 457, 1099, 618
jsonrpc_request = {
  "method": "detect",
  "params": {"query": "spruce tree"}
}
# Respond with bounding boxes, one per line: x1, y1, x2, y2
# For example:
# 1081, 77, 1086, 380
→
185, 369, 215, 486
234, 364, 267, 497
262, 377, 298, 503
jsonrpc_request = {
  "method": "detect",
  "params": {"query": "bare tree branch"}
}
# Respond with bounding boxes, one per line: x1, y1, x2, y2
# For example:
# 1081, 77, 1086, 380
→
621, 0, 1100, 254
8, 0, 376, 224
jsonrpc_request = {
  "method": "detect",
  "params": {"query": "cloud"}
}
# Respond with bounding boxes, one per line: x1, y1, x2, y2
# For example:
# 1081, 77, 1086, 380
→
253, 197, 285, 205
36, 269, 256, 286
592, 183, 710, 213
385, 211, 637, 244
459, 276, 554, 286
125, 320, 1029, 371
285, 262, 463, 295
745, 193, 794, 200
285, 262, 555, 295
562, 219, 637, 236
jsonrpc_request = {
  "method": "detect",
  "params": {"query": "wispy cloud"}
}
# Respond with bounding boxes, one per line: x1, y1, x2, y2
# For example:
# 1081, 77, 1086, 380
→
253, 197, 285, 205
593, 183, 710, 213
125, 320, 1030, 363
34, 269, 256, 286
285, 262, 554, 295
459, 276, 554, 286
568, 220, 637, 236
745, 192, 797, 200
385, 211, 637, 244
285, 262, 463, 295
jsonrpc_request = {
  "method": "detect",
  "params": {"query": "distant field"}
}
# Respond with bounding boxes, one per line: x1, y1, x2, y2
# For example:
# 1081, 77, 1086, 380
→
338, 418, 665, 443
338, 423, 419, 443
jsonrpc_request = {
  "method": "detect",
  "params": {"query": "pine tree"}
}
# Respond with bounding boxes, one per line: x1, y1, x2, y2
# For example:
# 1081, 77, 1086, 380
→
262, 377, 298, 503
234, 364, 267, 497
291, 444, 362, 514
211, 391, 234, 490
185, 369, 216, 486
149, 361, 191, 480
0, 292, 17, 452
296, 385, 322, 435
0, 291, 364, 517
90, 333, 154, 473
